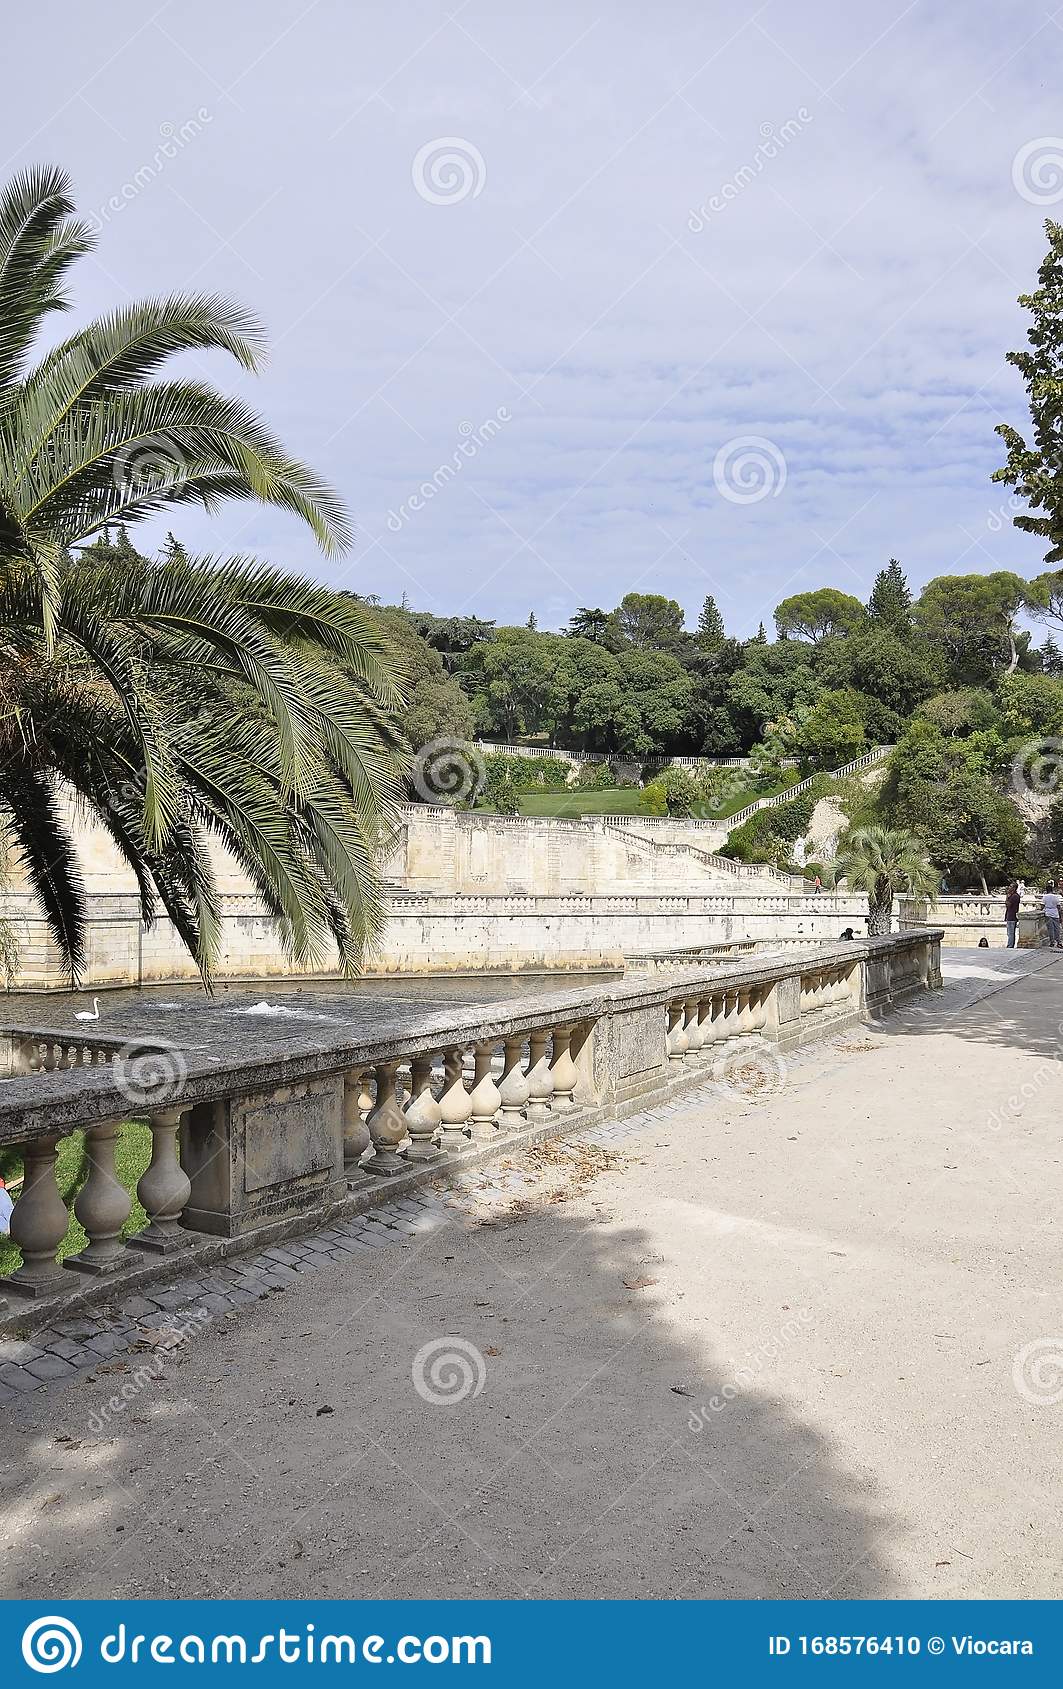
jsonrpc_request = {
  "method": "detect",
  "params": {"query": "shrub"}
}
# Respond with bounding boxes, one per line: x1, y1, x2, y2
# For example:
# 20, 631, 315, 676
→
483, 753, 571, 797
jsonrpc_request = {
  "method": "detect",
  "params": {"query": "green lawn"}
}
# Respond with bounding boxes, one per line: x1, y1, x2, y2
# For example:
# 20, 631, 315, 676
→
474, 775, 802, 822
0, 1120, 152, 1277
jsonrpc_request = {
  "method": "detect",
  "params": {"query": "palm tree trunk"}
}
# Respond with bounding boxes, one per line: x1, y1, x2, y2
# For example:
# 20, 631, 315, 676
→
868, 898, 892, 936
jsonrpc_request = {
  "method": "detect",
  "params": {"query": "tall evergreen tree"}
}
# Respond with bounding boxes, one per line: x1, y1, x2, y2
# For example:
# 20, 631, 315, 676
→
753, 621, 768, 643
696, 593, 725, 646
995, 219, 1063, 561
1041, 634, 1063, 676
867, 559, 912, 631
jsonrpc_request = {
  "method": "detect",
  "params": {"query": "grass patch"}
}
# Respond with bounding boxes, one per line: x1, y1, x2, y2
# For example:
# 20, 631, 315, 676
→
0, 1121, 152, 1278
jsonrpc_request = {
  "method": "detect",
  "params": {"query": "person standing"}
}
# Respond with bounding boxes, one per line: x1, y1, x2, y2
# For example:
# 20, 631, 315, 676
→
1042, 883, 1063, 950
1005, 881, 1020, 949
0, 1177, 11, 1237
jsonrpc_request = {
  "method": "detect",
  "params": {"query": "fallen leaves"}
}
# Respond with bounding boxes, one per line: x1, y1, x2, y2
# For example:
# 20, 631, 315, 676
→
622, 1274, 658, 1291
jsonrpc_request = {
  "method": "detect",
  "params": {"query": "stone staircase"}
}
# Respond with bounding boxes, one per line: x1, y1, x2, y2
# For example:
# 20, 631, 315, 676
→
722, 746, 893, 829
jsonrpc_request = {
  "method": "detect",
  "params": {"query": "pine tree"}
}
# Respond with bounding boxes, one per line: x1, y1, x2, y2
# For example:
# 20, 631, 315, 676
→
160, 531, 190, 566
995, 220, 1063, 561
696, 594, 725, 646
867, 558, 912, 630
527, 611, 538, 631
1042, 634, 1063, 675
753, 621, 768, 644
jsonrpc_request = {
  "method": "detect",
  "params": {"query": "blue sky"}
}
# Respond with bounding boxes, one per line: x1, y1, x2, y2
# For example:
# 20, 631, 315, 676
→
6, 0, 1061, 634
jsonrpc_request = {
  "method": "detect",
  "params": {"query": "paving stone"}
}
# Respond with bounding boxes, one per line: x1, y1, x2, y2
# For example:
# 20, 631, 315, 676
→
84, 1330, 130, 1358
199, 1292, 235, 1315
0, 1365, 42, 1393
54, 1318, 106, 1340
118, 1296, 160, 1320
0, 1340, 45, 1365
44, 1337, 86, 1361
25, 1353, 77, 1382
0, 1382, 18, 1406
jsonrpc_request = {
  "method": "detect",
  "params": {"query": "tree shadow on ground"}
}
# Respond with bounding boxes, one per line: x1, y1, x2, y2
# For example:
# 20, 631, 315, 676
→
1, 1199, 898, 1601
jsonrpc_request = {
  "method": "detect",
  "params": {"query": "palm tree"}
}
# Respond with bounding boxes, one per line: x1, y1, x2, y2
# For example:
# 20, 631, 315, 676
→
0, 166, 348, 628
836, 825, 937, 935
0, 166, 404, 981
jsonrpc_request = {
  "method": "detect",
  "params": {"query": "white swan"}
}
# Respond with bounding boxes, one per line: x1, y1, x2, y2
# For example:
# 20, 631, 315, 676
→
74, 997, 101, 1022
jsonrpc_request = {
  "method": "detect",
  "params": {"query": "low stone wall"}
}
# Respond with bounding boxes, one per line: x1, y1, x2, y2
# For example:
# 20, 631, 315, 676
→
899, 895, 1054, 949
0, 928, 941, 1332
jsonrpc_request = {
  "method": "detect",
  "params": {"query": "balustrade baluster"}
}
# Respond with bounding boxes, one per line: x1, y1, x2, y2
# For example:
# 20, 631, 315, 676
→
342, 1070, 372, 1176
498, 1034, 531, 1123
131, 1109, 193, 1252
469, 1042, 503, 1142
364, 1060, 408, 1175
438, 1045, 473, 1149
666, 1002, 688, 1064
4, 1135, 70, 1296
526, 1030, 555, 1120
68, 1119, 131, 1274
550, 1025, 578, 1109
404, 1054, 442, 1160
683, 999, 703, 1064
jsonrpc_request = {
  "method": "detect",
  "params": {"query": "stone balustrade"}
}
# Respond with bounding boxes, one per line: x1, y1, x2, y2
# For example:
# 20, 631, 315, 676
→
0, 929, 942, 1330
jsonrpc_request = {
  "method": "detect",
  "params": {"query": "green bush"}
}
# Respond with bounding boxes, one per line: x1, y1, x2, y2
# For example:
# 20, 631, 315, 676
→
483, 753, 571, 798
575, 758, 615, 789
639, 765, 699, 817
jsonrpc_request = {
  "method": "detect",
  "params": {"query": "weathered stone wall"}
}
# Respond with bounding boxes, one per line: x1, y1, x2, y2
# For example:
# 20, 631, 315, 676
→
1, 804, 871, 988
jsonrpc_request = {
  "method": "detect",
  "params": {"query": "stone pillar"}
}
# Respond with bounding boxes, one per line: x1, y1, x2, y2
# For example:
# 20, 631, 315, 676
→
469, 1043, 502, 1143
365, 1060, 407, 1176
4, 1135, 69, 1297
737, 986, 754, 1034
67, 1120, 131, 1275
498, 1035, 531, 1124
342, 1071, 372, 1176
666, 1002, 688, 1064
723, 987, 741, 1039
404, 1054, 442, 1161
131, 1109, 193, 1253
526, 1030, 555, 1120
550, 1025, 578, 1109
438, 1046, 473, 1150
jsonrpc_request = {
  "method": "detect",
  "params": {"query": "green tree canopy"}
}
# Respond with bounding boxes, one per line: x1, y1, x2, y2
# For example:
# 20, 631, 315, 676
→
615, 592, 685, 650
774, 588, 865, 643
995, 218, 1063, 563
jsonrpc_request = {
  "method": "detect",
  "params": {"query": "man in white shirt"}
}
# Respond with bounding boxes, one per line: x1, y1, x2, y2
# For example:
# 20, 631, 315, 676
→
1041, 884, 1063, 949
0, 1178, 12, 1236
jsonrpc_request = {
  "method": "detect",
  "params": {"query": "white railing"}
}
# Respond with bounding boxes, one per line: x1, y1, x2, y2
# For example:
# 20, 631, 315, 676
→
474, 741, 799, 773
725, 746, 894, 830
